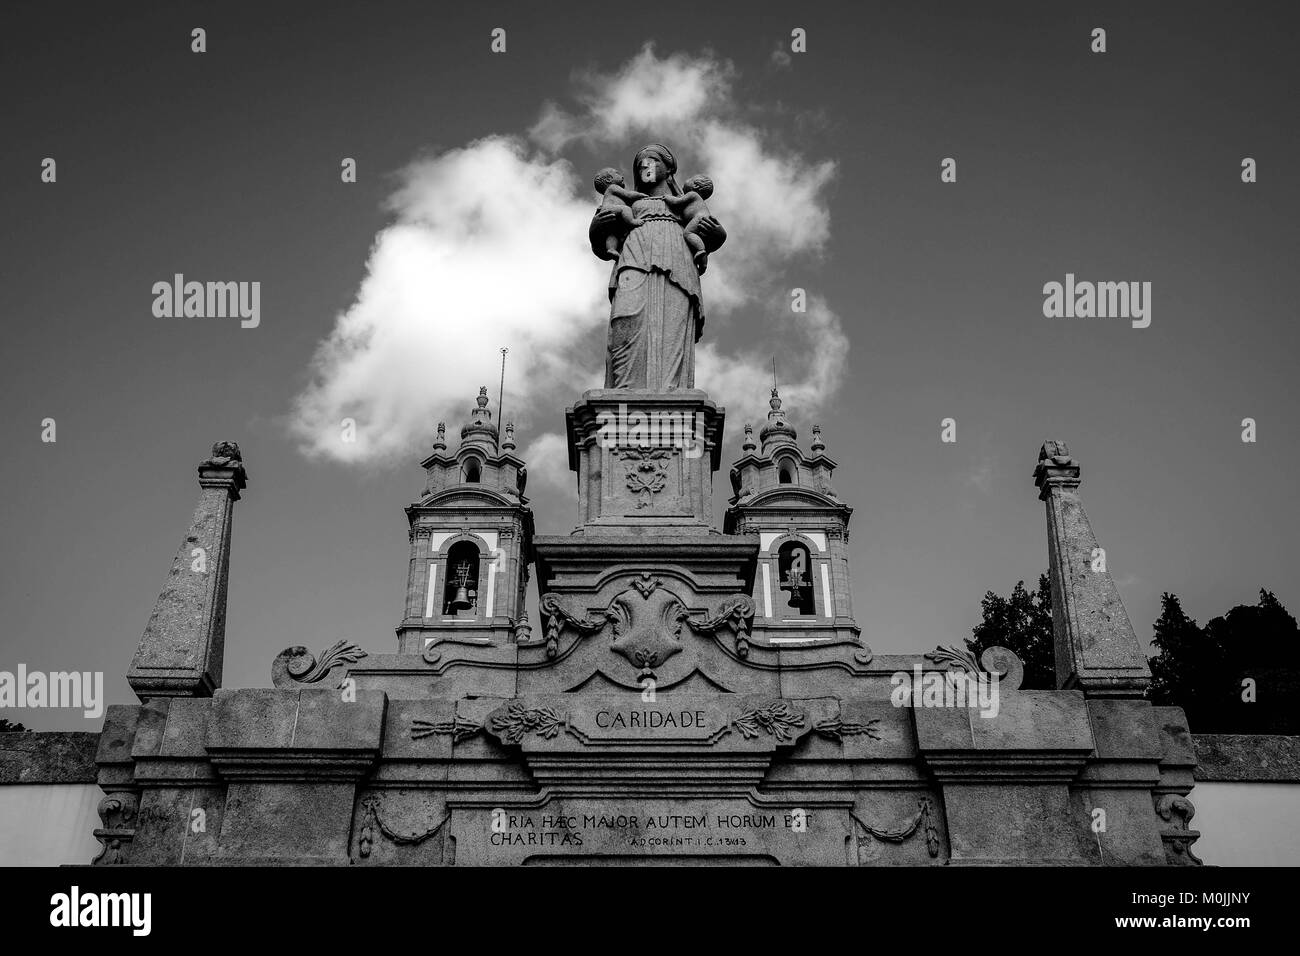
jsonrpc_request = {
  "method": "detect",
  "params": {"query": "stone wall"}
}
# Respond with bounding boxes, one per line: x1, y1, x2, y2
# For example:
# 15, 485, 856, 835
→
1189, 734, 1300, 866
4, 730, 1298, 866
0, 732, 102, 866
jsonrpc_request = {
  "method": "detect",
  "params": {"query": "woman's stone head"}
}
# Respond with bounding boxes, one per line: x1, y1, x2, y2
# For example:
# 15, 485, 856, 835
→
634, 144, 676, 189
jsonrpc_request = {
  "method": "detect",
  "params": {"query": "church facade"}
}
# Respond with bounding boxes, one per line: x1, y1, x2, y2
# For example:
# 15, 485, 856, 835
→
92, 399, 1202, 866
91, 144, 1202, 866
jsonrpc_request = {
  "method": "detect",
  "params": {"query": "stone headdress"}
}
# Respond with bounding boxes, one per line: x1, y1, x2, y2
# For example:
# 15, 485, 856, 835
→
634, 143, 682, 196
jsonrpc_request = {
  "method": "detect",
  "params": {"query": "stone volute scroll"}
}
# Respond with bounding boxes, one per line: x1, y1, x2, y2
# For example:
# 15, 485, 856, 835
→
590, 143, 726, 392
272, 640, 367, 689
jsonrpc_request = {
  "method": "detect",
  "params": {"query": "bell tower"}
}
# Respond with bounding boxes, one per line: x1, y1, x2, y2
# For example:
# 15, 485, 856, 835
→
723, 386, 858, 641
396, 387, 533, 653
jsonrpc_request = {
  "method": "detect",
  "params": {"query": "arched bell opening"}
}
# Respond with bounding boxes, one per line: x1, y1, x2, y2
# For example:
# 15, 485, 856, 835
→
442, 540, 481, 616
776, 539, 816, 615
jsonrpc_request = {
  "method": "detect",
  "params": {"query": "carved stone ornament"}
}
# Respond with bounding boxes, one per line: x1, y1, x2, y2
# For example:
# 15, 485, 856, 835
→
355, 795, 448, 861
851, 797, 942, 861
813, 472, 838, 500
539, 584, 757, 678
682, 594, 756, 658
1155, 794, 1203, 866
272, 640, 367, 688
411, 715, 481, 743
621, 447, 670, 508
201, 440, 242, 467
487, 703, 568, 744
538, 593, 612, 659
607, 581, 687, 679
728, 701, 805, 741
92, 792, 139, 866
924, 644, 1024, 690
814, 716, 883, 742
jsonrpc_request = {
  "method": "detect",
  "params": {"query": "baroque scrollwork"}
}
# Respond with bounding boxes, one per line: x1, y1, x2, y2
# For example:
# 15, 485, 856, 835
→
924, 643, 1024, 690
272, 640, 367, 689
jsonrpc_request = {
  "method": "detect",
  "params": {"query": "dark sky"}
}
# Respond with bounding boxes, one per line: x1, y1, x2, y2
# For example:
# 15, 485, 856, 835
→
3, 0, 1297, 729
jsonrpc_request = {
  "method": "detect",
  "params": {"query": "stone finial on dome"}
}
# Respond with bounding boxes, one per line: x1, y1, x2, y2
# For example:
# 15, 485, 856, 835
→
741, 422, 756, 454
810, 424, 825, 454
759, 385, 797, 454
460, 385, 499, 448
433, 422, 447, 451
502, 421, 517, 451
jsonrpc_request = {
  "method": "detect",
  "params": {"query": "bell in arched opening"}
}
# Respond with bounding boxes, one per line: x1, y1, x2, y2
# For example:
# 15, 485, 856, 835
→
776, 540, 816, 615
442, 542, 481, 616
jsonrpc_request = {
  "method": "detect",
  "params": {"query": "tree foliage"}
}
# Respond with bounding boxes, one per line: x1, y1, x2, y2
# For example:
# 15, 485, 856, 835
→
1149, 589, 1299, 734
967, 572, 1056, 690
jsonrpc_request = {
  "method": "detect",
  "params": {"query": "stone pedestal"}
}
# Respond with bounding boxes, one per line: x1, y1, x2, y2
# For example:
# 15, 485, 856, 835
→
566, 389, 724, 534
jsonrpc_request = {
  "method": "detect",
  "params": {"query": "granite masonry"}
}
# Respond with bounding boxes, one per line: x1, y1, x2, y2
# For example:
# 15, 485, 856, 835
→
84, 418, 1203, 866
85, 143, 1202, 866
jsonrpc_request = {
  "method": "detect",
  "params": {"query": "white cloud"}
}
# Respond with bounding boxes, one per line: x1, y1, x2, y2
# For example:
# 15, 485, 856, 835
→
531, 46, 735, 153
532, 45, 837, 317
521, 432, 573, 497
696, 294, 848, 425
289, 137, 606, 464
290, 46, 846, 466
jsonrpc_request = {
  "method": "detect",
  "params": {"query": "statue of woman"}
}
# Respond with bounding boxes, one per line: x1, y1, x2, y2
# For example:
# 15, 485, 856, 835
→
589, 144, 726, 391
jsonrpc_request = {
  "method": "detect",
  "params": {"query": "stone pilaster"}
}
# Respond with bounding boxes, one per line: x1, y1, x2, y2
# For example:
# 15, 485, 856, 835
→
127, 442, 246, 700
205, 688, 385, 864
1034, 441, 1150, 698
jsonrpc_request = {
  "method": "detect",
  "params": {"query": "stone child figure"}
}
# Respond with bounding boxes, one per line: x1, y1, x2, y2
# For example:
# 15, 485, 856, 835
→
662, 174, 719, 274
593, 167, 646, 261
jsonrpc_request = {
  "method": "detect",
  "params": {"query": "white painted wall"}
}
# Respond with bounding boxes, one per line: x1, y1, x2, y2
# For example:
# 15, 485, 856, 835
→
0, 784, 101, 866
1190, 782, 1300, 866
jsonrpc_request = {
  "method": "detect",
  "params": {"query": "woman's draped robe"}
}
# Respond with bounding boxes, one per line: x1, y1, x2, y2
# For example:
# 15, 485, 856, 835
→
603, 196, 704, 391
